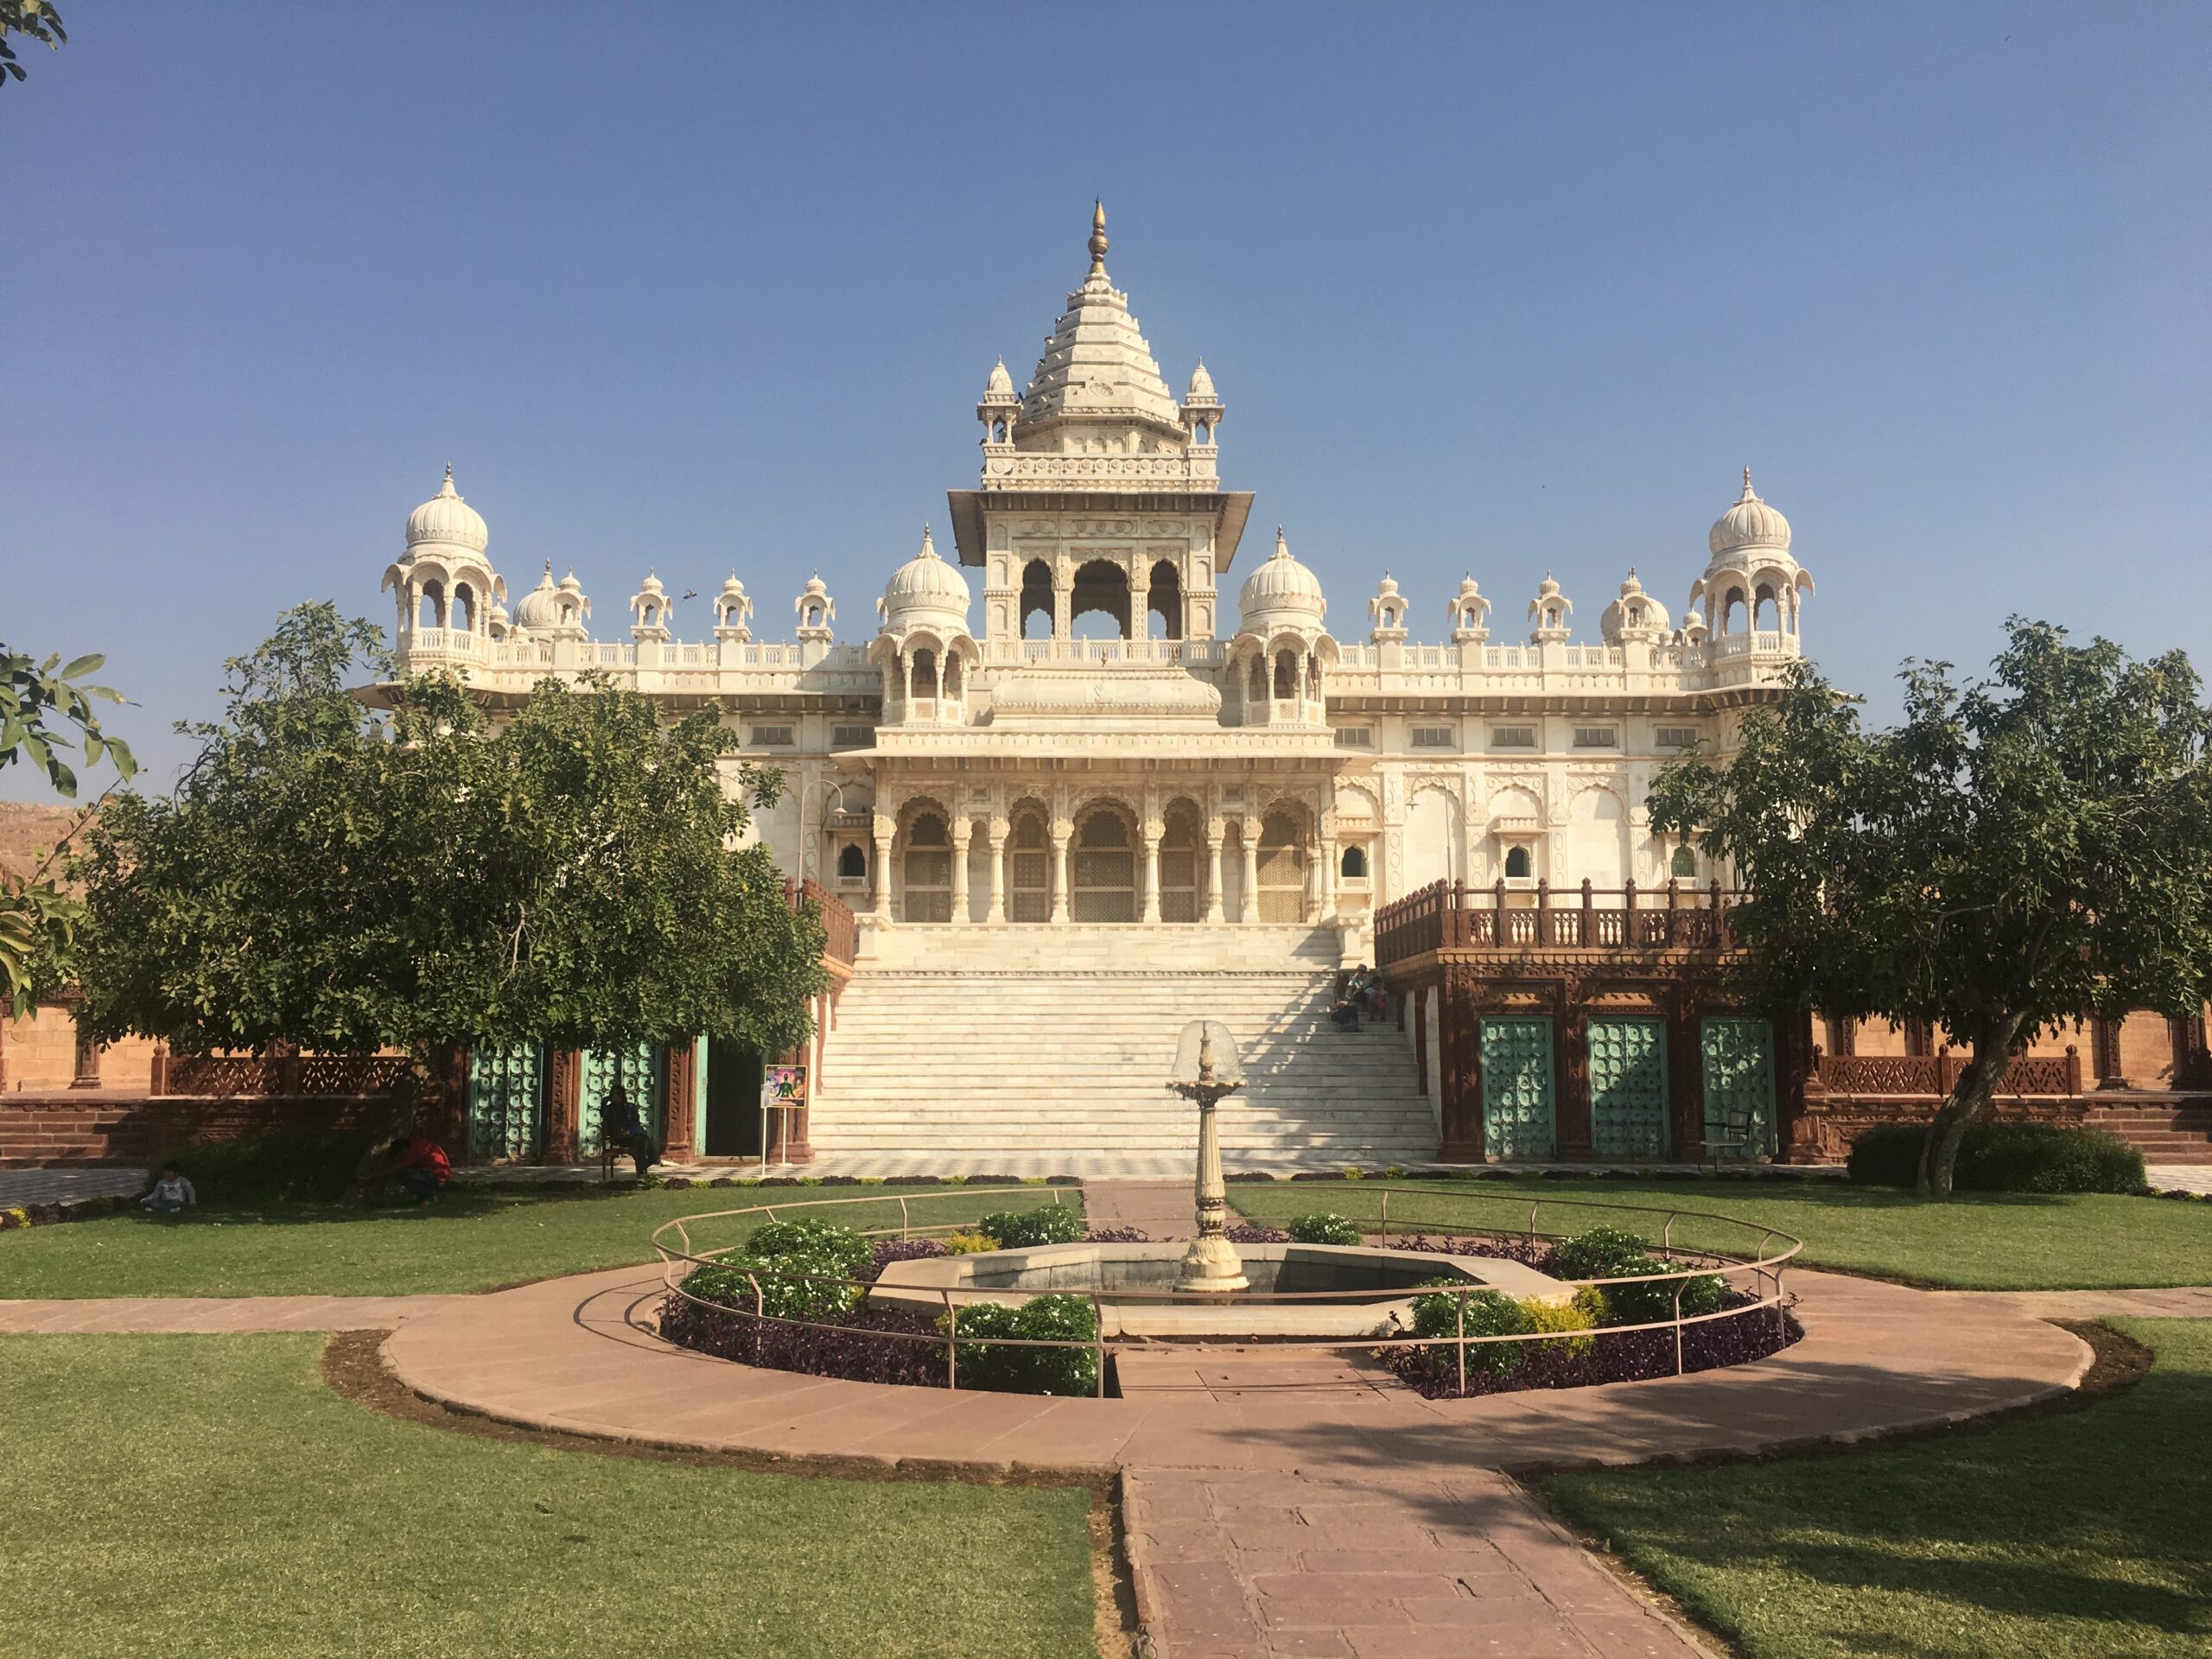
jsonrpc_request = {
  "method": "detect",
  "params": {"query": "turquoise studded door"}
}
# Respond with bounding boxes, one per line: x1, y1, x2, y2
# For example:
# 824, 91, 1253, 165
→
580, 1044, 664, 1154
466, 1043, 543, 1163
1479, 1017, 1556, 1160
1700, 1018, 1777, 1156
1587, 1017, 1669, 1160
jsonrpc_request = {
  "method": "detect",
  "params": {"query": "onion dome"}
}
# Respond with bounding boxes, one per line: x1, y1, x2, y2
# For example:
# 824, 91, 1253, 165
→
405, 464, 488, 554
1709, 467, 1791, 556
1600, 569, 1671, 640
1681, 607, 1709, 641
512, 563, 566, 631
1238, 526, 1328, 633
879, 524, 971, 631
1187, 359, 1217, 402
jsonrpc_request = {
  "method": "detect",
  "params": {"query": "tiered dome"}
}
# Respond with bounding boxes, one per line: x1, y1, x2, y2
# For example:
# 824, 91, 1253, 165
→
1238, 528, 1328, 633
879, 526, 971, 632
1017, 203, 1185, 437
405, 465, 488, 553
1709, 467, 1791, 556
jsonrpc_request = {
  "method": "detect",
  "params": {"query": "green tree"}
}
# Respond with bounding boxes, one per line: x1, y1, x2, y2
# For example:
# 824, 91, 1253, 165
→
1, 2, 65, 89
0, 644, 135, 1011
1649, 619, 2212, 1198
75, 605, 824, 1088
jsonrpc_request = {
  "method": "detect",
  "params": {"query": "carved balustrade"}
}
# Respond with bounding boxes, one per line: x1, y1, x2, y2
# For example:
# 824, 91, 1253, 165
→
1373, 877, 1739, 968
1812, 1046, 2082, 1099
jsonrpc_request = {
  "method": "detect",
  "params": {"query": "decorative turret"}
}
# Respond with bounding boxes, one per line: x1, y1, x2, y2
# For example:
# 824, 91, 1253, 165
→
714, 572, 753, 642
1446, 574, 1491, 644
795, 574, 836, 660
629, 571, 671, 641
878, 524, 971, 635
977, 358, 1019, 446
1238, 527, 1329, 637
1367, 573, 1408, 644
1599, 569, 1670, 644
1011, 202, 1185, 448
1181, 359, 1222, 448
1528, 575, 1573, 644
1688, 467, 1814, 644
382, 465, 505, 652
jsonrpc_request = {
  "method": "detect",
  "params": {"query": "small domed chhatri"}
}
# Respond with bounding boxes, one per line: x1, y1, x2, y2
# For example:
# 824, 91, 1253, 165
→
1709, 467, 1792, 556
512, 562, 565, 632
879, 524, 971, 631
1238, 527, 1328, 632
405, 464, 489, 554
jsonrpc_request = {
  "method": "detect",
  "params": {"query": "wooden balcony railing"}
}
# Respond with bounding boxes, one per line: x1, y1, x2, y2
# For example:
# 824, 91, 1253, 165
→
1372, 878, 1743, 967
1813, 1046, 2082, 1099
793, 877, 857, 967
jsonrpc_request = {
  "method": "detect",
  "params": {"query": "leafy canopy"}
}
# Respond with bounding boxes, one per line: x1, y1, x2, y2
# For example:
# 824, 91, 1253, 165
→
0, 644, 136, 1010
0, 1, 64, 88
75, 603, 826, 1059
1649, 619, 2212, 1193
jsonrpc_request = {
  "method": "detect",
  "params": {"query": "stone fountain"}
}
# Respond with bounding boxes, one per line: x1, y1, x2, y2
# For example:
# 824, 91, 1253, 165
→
1167, 1019, 1249, 1295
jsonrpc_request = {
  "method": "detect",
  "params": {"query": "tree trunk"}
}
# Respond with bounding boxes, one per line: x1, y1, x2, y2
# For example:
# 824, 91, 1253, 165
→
1916, 1017, 2024, 1199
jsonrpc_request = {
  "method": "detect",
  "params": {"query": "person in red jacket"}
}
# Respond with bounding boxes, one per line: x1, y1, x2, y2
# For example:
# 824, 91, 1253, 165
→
387, 1135, 452, 1205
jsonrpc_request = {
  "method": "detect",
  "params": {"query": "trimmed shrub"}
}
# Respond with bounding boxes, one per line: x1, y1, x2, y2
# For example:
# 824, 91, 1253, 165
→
1552, 1225, 1654, 1281
1408, 1282, 1532, 1378
746, 1217, 874, 1280
1551, 1225, 1724, 1323
681, 1248, 858, 1322
944, 1294, 1099, 1395
1847, 1121, 2147, 1194
1287, 1212, 1363, 1246
976, 1203, 1084, 1248
944, 1230, 999, 1255
168, 1131, 387, 1206
1524, 1293, 1602, 1358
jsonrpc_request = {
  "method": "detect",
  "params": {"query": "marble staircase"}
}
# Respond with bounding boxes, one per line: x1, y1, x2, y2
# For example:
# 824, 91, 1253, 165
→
810, 925, 1437, 1164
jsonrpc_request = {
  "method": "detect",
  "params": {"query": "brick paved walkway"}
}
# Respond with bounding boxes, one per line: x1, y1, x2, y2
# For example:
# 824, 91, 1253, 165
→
1083, 1179, 1193, 1239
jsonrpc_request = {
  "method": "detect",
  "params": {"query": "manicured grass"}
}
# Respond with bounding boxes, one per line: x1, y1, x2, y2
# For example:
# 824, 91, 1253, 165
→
0, 1332, 1099, 1658
1542, 1319, 2212, 1659
0, 1182, 1077, 1299
1227, 1176, 2212, 1290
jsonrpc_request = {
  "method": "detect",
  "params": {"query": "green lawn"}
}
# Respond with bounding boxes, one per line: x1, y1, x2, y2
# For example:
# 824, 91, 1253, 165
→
1543, 1318, 2212, 1659
0, 1332, 1099, 1658
0, 1182, 1077, 1299
1227, 1176, 2212, 1290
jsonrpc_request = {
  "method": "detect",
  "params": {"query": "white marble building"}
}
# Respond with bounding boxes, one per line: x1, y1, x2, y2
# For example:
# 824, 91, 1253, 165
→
378, 207, 1813, 968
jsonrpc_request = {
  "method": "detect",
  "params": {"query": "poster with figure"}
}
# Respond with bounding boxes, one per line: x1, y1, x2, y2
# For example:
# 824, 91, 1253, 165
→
758, 1065, 806, 1170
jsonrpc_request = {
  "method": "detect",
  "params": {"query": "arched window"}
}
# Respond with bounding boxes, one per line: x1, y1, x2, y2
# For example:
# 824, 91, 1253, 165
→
910, 648, 938, 698
1147, 559, 1183, 640
1340, 844, 1368, 879
990, 419, 1007, 442
1248, 658, 1267, 703
1069, 559, 1130, 639
1007, 808, 1051, 923
1071, 808, 1135, 922
1255, 811, 1306, 922
1753, 584, 1779, 632
416, 580, 444, 630
1503, 845, 1533, 880
837, 843, 867, 880
1273, 650, 1298, 699
1194, 421, 1211, 444
451, 584, 475, 633
1670, 844, 1698, 879
1157, 802, 1204, 922
1020, 560, 1054, 639
902, 812, 952, 923
943, 653, 962, 696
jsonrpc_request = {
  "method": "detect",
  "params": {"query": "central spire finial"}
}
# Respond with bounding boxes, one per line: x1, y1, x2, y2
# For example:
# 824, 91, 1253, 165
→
1741, 465, 1756, 501
1088, 199, 1109, 276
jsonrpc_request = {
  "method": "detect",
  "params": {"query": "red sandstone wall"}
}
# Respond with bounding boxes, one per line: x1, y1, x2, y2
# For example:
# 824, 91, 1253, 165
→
0, 1094, 403, 1167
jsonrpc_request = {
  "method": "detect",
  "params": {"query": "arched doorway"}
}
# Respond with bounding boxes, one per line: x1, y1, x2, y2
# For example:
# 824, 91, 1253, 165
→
1158, 800, 1204, 922
1007, 805, 1051, 922
902, 810, 953, 923
1147, 560, 1184, 641
1070, 560, 1130, 639
1071, 806, 1136, 922
1255, 810, 1306, 922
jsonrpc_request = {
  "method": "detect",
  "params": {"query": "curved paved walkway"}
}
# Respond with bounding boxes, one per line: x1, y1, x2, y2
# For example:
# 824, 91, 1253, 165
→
374, 1264, 2089, 1659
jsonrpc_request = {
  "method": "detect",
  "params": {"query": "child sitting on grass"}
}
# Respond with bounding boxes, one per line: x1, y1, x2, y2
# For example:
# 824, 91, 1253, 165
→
140, 1162, 196, 1217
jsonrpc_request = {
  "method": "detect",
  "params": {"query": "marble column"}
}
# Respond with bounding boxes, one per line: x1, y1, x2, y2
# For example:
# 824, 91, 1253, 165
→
1142, 826, 1162, 923
1240, 818, 1261, 924
1204, 832, 1226, 923
950, 821, 971, 925
1051, 826, 1071, 923
1318, 834, 1338, 922
985, 819, 1007, 924
872, 822, 893, 924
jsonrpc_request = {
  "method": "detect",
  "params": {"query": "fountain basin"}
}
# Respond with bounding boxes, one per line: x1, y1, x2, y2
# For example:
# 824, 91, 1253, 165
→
870, 1242, 1576, 1339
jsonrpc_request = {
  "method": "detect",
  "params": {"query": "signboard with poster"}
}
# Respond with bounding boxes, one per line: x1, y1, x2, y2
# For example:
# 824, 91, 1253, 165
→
759, 1065, 806, 1170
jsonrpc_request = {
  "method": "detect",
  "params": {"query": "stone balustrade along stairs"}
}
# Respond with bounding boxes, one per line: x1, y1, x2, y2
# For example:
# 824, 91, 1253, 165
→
809, 925, 1438, 1162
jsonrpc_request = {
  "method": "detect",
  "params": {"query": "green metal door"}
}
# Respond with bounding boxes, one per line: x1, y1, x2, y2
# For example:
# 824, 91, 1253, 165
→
466, 1043, 543, 1163
1587, 1017, 1669, 1160
1479, 1017, 1556, 1160
1700, 1018, 1777, 1155
580, 1044, 664, 1154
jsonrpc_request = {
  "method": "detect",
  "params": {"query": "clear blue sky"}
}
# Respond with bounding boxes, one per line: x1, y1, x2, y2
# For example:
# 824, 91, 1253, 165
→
6, 3, 2209, 798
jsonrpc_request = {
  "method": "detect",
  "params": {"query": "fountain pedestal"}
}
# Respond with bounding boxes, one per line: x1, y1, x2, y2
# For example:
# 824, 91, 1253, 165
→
1170, 1020, 1249, 1295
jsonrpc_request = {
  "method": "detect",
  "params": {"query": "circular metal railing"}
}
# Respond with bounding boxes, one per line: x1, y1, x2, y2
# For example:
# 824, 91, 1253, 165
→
649, 1185, 1805, 1399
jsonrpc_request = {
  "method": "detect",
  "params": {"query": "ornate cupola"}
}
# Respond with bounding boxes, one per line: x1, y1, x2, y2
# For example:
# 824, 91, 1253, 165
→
794, 573, 836, 661
382, 464, 505, 654
1367, 573, 1408, 644
977, 358, 1019, 448
1688, 467, 1814, 645
1528, 575, 1573, 644
1181, 359, 1223, 448
1238, 527, 1329, 638
877, 524, 971, 636
1447, 574, 1491, 643
713, 572, 753, 642
553, 569, 591, 638
629, 570, 671, 642
1600, 569, 1670, 644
